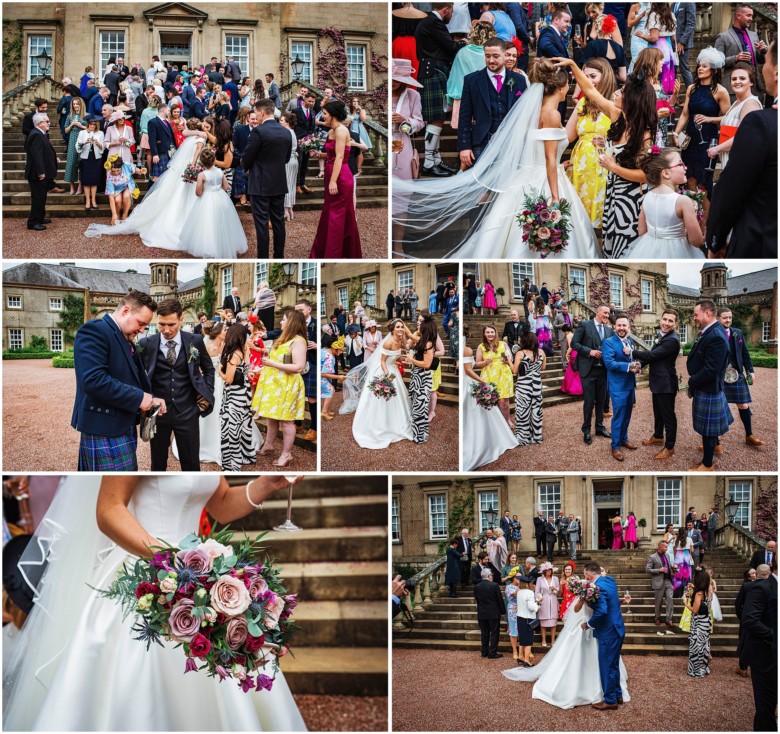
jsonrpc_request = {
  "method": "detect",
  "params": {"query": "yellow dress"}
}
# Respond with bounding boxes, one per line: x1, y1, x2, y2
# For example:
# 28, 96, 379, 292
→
566, 97, 612, 228
432, 362, 442, 391
480, 342, 513, 399
251, 336, 306, 421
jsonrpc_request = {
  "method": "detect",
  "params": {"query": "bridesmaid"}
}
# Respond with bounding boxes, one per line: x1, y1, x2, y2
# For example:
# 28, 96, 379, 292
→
611, 514, 624, 549
475, 325, 514, 428
309, 100, 362, 258
624, 511, 638, 549
560, 325, 583, 395
482, 279, 498, 316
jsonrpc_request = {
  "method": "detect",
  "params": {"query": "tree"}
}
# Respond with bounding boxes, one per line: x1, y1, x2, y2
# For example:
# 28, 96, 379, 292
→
57, 294, 86, 344
754, 477, 778, 540
199, 266, 217, 317
269, 264, 287, 290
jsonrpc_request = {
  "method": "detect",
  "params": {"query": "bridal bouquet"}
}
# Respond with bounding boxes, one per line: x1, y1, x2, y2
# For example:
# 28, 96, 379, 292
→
470, 381, 499, 411
677, 185, 706, 222
182, 163, 204, 184
515, 190, 572, 258
299, 134, 324, 155
95, 525, 299, 693
568, 577, 601, 604
368, 373, 397, 401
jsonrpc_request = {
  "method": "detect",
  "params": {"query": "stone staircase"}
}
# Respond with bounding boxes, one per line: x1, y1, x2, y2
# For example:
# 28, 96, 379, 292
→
2, 114, 387, 218
394, 547, 747, 657
228, 474, 388, 696
463, 313, 650, 408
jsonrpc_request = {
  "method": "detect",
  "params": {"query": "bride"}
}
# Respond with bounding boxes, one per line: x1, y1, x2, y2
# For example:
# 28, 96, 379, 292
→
3, 475, 307, 732
85, 119, 247, 258
340, 318, 414, 449
502, 594, 630, 709
392, 59, 601, 259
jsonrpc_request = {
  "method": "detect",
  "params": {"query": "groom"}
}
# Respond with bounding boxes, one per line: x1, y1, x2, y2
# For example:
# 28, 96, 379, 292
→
241, 98, 292, 259
457, 37, 527, 167
138, 299, 215, 471
582, 562, 625, 710
602, 316, 639, 462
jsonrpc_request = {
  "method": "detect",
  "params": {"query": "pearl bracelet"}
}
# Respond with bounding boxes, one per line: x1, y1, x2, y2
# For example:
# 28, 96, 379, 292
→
245, 480, 263, 509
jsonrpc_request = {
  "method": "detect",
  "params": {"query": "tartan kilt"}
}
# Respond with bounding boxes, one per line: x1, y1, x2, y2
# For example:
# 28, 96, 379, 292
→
723, 374, 752, 404
302, 361, 317, 399
151, 153, 170, 178
78, 431, 138, 471
419, 67, 449, 122
692, 390, 734, 437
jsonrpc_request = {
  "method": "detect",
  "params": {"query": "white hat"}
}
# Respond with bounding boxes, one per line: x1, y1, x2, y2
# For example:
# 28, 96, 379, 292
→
697, 46, 726, 69
392, 59, 423, 89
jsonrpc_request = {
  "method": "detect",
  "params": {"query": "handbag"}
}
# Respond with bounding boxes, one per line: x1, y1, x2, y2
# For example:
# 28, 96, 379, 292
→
528, 616, 540, 631
676, 131, 691, 150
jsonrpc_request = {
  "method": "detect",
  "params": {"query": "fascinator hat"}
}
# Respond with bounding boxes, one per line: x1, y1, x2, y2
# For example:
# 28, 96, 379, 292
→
697, 47, 726, 69
331, 336, 346, 351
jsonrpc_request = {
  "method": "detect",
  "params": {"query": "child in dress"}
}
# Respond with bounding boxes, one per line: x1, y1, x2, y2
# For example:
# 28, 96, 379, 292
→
247, 314, 266, 397
105, 154, 146, 225
320, 334, 346, 421
625, 147, 705, 259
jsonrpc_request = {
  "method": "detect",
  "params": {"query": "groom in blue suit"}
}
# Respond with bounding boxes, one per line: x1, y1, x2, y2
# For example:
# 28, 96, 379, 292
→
602, 315, 639, 462
582, 561, 625, 710
457, 38, 527, 167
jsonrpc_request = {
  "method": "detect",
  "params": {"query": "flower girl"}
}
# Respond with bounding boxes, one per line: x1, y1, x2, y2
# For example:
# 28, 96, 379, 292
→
179, 147, 248, 258
625, 147, 704, 259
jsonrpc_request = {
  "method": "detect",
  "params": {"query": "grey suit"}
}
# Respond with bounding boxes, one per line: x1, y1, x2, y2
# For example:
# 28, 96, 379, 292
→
646, 551, 674, 623
673, 2, 697, 85
715, 26, 767, 96
688, 529, 703, 566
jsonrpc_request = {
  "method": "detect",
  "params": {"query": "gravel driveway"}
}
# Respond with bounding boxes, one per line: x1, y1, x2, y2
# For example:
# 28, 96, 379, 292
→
295, 695, 387, 731
477, 360, 776, 472
392, 649, 755, 731
2, 208, 388, 260
2, 359, 315, 472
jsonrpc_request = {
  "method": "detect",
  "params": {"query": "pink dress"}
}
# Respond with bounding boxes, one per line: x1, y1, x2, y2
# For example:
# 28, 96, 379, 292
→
611, 521, 624, 549
624, 515, 638, 543
560, 349, 583, 395
309, 139, 362, 258
483, 282, 497, 310
535, 575, 560, 627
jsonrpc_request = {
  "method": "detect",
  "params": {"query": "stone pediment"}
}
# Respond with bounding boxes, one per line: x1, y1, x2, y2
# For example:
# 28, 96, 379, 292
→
143, 3, 209, 30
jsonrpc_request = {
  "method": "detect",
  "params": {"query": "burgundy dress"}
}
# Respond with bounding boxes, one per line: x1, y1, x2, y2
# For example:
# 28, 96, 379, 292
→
309, 139, 362, 258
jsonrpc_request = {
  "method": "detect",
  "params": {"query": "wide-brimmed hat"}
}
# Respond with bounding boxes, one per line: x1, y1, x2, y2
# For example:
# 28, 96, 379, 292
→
392, 59, 423, 88
539, 562, 558, 574
365, 319, 377, 328
108, 110, 126, 123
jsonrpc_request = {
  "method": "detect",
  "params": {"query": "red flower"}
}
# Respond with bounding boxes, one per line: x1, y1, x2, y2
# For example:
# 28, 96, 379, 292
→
190, 633, 212, 658
245, 634, 266, 652
135, 582, 160, 598
601, 14, 617, 35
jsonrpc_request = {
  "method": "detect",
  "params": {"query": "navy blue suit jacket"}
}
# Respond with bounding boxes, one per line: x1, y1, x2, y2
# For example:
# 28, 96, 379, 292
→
181, 85, 197, 117
537, 26, 570, 58
587, 575, 625, 640
189, 97, 207, 120
457, 68, 527, 151
71, 315, 151, 437
687, 322, 729, 395
726, 327, 754, 375
147, 116, 176, 158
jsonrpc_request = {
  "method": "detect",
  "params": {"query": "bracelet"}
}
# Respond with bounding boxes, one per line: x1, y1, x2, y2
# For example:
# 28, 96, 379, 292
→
245, 480, 263, 509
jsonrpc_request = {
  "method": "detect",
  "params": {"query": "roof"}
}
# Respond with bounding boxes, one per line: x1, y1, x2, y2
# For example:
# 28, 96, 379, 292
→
667, 283, 700, 298
727, 268, 776, 296
179, 276, 204, 292
3, 263, 150, 293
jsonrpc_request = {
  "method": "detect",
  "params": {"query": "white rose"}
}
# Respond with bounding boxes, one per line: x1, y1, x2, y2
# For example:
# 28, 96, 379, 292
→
137, 594, 154, 611
232, 663, 247, 681
160, 577, 178, 594
198, 538, 235, 561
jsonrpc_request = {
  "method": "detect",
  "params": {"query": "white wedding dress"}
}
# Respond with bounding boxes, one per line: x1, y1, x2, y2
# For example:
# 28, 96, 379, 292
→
84, 136, 246, 258
2, 476, 306, 732
462, 357, 518, 470
502, 602, 630, 709
341, 343, 414, 449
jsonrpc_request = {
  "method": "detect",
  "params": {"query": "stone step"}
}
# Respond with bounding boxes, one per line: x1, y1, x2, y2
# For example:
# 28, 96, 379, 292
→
290, 600, 387, 647
239, 526, 387, 563
280, 647, 388, 695
281, 560, 386, 600
249, 493, 387, 529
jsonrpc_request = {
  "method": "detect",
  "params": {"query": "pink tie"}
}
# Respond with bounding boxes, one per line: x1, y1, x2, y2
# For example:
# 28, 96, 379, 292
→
494, 74, 503, 93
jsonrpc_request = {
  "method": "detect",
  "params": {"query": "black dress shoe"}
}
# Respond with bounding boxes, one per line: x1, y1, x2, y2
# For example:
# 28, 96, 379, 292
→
583, 432, 592, 445
487, 653, 503, 659
421, 164, 452, 177
27, 224, 46, 230
436, 161, 458, 174
41, 218, 52, 224
596, 429, 612, 439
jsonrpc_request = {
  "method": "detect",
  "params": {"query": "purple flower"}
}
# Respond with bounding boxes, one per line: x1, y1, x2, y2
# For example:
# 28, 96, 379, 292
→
149, 551, 174, 572
240, 675, 256, 693
256, 674, 274, 692
184, 657, 198, 674
215, 665, 229, 681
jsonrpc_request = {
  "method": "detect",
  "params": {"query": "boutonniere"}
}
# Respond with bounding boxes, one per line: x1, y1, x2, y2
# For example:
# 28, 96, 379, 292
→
187, 345, 200, 363
653, 336, 661, 346
507, 77, 515, 92
134, 340, 144, 354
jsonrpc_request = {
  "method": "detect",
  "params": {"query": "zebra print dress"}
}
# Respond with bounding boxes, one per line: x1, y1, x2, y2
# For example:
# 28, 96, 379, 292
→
220, 361, 256, 471
688, 599, 711, 677
514, 354, 543, 445
602, 142, 646, 259
409, 365, 433, 444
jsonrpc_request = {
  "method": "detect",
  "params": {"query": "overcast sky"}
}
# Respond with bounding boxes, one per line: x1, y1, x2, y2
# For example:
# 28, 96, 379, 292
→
3, 260, 206, 282
665, 262, 775, 290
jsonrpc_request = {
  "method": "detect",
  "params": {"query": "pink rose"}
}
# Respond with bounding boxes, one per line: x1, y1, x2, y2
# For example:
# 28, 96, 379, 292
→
190, 633, 211, 658
247, 575, 269, 598
537, 227, 551, 240
176, 548, 213, 574
198, 538, 234, 562
549, 209, 562, 224
210, 575, 252, 617
263, 593, 287, 630
226, 616, 249, 649
539, 209, 551, 222
169, 598, 200, 642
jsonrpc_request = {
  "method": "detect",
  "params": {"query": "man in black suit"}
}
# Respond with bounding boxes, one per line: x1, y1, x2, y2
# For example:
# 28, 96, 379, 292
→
138, 299, 215, 472
470, 552, 491, 586
717, 307, 765, 447
706, 40, 777, 259
241, 99, 293, 259
536, 8, 571, 118
501, 309, 524, 350
533, 510, 545, 556
750, 541, 777, 570
473, 566, 506, 658
225, 56, 242, 86
24, 113, 58, 231
223, 288, 242, 315
457, 528, 474, 585
193, 313, 207, 335
742, 563, 777, 731
385, 291, 395, 321
631, 309, 681, 460
104, 65, 120, 106
147, 104, 177, 184
686, 299, 731, 471
572, 304, 613, 445
293, 92, 317, 194
543, 515, 557, 562
436, 282, 447, 314
415, 2, 465, 176
457, 38, 528, 166
190, 86, 208, 120
115, 57, 130, 83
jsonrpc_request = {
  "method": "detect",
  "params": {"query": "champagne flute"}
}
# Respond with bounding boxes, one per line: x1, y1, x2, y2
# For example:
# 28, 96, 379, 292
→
694, 120, 706, 144
706, 137, 718, 170
623, 586, 632, 614
392, 132, 404, 171
274, 475, 302, 532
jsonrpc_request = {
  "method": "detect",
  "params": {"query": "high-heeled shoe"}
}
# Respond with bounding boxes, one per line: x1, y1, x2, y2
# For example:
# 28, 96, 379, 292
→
322, 413, 334, 421
273, 453, 293, 468
258, 444, 276, 456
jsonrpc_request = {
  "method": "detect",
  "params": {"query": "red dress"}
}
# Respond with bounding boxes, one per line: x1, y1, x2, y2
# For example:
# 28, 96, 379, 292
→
559, 578, 576, 619
248, 334, 264, 392
309, 139, 362, 258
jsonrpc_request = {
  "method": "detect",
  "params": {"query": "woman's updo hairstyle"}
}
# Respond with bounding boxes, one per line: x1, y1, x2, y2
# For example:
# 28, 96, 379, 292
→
469, 20, 496, 46
636, 146, 680, 186
203, 320, 224, 339
323, 99, 348, 121
186, 117, 202, 130
199, 147, 216, 168
529, 57, 569, 96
